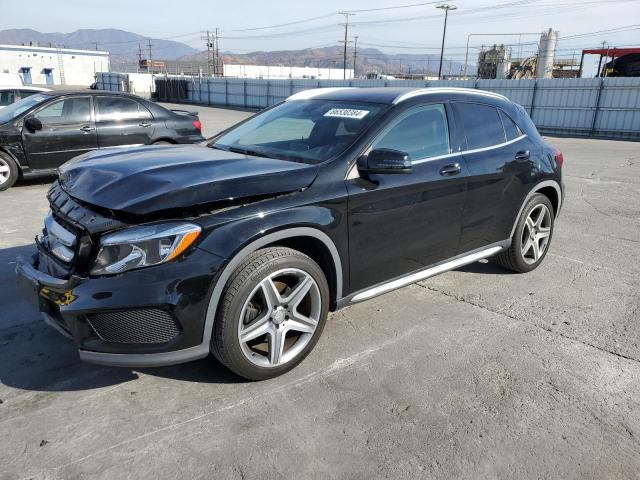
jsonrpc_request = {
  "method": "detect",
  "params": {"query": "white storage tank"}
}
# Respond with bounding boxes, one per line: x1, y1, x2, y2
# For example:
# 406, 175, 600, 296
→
536, 29, 558, 79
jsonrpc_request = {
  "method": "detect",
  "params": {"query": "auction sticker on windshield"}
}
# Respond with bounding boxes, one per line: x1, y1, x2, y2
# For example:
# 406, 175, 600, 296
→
324, 108, 370, 119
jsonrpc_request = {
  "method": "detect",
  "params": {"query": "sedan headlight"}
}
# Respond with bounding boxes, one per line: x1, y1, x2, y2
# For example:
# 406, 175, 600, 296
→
91, 223, 201, 276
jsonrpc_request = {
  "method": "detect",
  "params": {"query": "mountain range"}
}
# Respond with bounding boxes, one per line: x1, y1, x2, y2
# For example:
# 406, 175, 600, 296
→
0, 29, 472, 75
0, 28, 198, 60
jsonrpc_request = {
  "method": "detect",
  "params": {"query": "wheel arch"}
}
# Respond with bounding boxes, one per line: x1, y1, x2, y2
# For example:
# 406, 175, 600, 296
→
509, 179, 562, 238
151, 137, 177, 144
200, 226, 344, 349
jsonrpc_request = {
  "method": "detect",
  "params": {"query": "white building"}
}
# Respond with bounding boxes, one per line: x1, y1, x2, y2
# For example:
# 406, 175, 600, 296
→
0, 44, 110, 86
223, 64, 354, 80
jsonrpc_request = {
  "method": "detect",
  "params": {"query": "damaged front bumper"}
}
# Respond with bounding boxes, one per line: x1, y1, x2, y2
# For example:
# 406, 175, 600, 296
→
15, 247, 225, 367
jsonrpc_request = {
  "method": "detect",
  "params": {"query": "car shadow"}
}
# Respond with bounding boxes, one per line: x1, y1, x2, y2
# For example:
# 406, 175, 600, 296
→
455, 259, 515, 275
13, 174, 57, 188
0, 244, 243, 394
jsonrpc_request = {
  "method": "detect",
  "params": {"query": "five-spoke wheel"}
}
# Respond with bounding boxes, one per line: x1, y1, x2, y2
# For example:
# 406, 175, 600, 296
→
212, 247, 329, 380
238, 268, 322, 367
496, 193, 555, 273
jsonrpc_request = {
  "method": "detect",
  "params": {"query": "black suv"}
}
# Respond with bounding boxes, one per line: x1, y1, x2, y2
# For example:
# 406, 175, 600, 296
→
16, 87, 564, 380
0, 90, 204, 190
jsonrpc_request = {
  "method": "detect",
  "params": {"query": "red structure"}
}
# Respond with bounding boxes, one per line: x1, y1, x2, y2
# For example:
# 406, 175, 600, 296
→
578, 47, 640, 77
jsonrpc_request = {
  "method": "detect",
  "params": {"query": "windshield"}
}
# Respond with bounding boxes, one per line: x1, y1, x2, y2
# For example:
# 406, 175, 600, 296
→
0, 94, 50, 124
212, 100, 384, 164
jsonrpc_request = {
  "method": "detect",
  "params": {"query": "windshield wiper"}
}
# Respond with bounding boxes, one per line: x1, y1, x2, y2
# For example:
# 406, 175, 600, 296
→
227, 146, 275, 159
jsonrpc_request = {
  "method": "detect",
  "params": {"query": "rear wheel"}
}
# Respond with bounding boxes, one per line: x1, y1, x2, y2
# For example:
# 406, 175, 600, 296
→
152, 140, 172, 145
0, 152, 18, 191
495, 193, 554, 273
212, 247, 329, 380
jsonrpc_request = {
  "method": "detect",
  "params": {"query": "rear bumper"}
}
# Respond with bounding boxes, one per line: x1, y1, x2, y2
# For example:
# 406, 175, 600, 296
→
15, 247, 224, 367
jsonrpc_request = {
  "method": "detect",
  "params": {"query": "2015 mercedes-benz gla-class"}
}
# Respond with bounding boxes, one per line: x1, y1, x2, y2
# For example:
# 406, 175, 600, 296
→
16, 87, 564, 380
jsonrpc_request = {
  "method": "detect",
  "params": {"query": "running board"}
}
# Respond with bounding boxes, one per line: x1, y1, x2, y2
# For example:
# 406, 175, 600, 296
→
349, 245, 504, 304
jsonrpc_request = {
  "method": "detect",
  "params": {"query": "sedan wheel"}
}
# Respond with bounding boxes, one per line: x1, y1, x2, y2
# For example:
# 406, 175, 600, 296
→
0, 153, 18, 191
213, 247, 330, 380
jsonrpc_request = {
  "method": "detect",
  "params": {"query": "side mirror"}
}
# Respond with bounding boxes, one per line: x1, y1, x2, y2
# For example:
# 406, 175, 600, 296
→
24, 117, 43, 132
358, 148, 412, 175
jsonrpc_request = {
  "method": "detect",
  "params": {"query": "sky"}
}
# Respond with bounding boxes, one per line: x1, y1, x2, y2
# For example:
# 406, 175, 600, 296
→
4, 0, 640, 75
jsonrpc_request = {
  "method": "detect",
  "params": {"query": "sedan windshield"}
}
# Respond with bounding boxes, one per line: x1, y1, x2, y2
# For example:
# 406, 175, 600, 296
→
212, 100, 384, 164
0, 94, 50, 124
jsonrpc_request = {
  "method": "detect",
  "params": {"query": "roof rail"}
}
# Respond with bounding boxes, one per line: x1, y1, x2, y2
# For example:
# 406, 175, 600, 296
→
287, 87, 354, 101
393, 87, 508, 104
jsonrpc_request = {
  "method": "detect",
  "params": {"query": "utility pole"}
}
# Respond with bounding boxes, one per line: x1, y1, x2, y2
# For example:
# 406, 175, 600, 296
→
215, 28, 220, 76
339, 11, 355, 79
436, 4, 457, 80
94, 42, 99, 51
353, 36, 359, 78
137, 44, 143, 73
201, 31, 212, 76
147, 39, 153, 74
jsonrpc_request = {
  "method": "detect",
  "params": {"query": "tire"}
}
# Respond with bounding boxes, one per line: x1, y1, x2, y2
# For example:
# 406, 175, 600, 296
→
495, 193, 555, 273
212, 246, 330, 380
152, 140, 172, 145
0, 152, 19, 192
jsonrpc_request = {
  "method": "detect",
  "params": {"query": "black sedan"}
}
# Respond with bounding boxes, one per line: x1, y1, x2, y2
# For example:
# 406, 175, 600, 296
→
0, 90, 205, 190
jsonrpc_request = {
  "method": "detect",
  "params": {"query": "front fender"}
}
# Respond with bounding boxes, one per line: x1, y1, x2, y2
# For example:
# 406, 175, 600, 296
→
197, 204, 346, 298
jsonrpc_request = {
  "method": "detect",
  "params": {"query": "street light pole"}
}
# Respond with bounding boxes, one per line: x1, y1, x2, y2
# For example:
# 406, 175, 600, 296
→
436, 4, 457, 80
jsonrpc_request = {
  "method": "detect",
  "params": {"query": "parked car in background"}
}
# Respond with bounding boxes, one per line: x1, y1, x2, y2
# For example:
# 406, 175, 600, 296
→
0, 86, 51, 109
16, 87, 564, 380
0, 90, 205, 190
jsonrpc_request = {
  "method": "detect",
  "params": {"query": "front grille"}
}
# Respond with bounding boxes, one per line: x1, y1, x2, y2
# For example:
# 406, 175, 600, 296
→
86, 309, 182, 344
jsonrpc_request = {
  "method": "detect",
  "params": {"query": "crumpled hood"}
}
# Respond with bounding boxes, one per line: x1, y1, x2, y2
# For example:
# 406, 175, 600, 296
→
59, 144, 318, 216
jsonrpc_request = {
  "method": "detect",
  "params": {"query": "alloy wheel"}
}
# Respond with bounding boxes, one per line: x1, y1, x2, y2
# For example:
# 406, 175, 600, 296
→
238, 268, 322, 367
521, 204, 552, 264
0, 157, 10, 185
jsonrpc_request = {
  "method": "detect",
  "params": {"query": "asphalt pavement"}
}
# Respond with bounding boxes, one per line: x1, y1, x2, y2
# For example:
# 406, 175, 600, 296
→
0, 104, 639, 479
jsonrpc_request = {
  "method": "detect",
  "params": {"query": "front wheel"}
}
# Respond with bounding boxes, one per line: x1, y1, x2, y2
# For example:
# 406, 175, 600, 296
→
495, 193, 555, 273
0, 152, 19, 191
212, 247, 330, 380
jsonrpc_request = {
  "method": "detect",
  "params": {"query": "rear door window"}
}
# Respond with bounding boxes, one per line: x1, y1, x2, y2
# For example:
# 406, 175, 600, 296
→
96, 97, 151, 121
498, 109, 522, 140
456, 103, 506, 149
372, 104, 450, 161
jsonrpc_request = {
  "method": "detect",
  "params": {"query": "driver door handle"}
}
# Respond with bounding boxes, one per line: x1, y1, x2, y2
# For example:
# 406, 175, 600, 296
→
139, 121, 152, 128
439, 163, 461, 176
79, 125, 94, 133
515, 150, 530, 161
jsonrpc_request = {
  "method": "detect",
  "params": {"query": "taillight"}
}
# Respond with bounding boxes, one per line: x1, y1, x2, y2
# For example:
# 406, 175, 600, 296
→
554, 148, 564, 168
192, 120, 202, 131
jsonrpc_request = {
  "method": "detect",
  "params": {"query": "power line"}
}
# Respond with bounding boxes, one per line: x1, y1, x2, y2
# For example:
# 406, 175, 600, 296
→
227, 13, 338, 32
344, 1, 443, 13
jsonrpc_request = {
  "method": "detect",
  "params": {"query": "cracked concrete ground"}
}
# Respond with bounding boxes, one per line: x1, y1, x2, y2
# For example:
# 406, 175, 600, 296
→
1, 106, 639, 479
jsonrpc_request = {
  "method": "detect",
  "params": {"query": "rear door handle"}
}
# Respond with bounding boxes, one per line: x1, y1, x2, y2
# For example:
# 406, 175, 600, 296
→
439, 163, 461, 176
515, 150, 530, 161
79, 125, 94, 133
139, 121, 151, 128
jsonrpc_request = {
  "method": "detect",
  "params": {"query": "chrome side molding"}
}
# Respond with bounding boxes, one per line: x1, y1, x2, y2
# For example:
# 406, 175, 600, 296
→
349, 245, 504, 303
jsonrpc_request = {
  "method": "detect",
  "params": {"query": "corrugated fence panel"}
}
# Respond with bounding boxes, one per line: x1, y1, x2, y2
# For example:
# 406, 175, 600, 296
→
153, 76, 640, 139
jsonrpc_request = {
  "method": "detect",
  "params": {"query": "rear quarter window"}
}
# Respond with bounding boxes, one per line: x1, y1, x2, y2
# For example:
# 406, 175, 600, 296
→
456, 103, 506, 150
498, 109, 522, 141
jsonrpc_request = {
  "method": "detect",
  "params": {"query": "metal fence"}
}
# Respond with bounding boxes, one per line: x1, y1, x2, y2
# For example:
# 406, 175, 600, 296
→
101, 73, 640, 139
